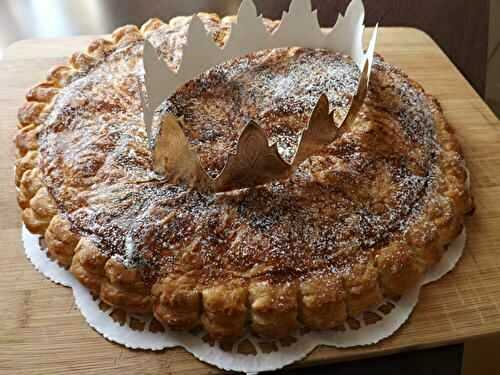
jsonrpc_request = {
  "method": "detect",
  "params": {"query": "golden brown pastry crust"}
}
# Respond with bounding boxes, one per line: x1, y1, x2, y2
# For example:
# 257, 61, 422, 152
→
299, 274, 347, 330
151, 272, 201, 330
70, 238, 108, 295
201, 281, 248, 340
100, 258, 152, 314
249, 280, 299, 338
15, 13, 473, 341
45, 214, 80, 268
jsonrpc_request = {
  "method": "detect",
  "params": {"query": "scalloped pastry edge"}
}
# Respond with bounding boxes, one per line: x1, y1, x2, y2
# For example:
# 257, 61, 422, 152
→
14, 14, 473, 340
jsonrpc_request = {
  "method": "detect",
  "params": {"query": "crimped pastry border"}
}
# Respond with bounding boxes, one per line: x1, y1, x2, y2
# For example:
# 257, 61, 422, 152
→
15, 15, 473, 341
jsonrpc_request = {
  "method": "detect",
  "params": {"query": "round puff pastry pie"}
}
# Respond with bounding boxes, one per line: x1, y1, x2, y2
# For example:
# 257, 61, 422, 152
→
15, 13, 473, 341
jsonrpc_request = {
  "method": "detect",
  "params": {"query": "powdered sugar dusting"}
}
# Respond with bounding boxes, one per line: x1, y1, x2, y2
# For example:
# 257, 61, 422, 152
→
38, 17, 444, 287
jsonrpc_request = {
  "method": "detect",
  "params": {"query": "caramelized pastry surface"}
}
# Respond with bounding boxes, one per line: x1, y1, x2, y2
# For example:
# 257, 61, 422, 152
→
17, 13, 472, 339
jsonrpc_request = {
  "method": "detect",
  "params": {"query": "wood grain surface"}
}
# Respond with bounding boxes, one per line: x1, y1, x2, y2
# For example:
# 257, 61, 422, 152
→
0, 27, 499, 374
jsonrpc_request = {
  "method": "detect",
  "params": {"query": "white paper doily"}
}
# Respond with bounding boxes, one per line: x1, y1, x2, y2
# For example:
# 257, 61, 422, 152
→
22, 225, 465, 373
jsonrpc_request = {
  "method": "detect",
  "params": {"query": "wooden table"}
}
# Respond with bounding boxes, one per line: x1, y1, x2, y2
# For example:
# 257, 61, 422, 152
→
1, 27, 499, 374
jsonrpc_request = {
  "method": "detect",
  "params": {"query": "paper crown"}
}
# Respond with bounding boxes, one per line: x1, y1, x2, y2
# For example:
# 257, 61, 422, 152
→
141, 0, 378, 192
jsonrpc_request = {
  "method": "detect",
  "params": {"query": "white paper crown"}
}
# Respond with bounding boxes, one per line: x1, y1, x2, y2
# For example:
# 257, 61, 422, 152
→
141, 0, 378, 192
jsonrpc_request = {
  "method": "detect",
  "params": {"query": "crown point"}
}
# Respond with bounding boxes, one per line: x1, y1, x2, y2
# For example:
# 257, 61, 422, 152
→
314, 94, 330, 115
245, 120, 262, 130
184, 14, 211, 47
237, 120, 268, 150
346, 0, 365, 20
238, 0, 258, 17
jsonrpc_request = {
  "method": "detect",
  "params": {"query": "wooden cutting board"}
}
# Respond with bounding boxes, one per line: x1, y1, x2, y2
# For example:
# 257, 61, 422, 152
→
1, 27, 499, 374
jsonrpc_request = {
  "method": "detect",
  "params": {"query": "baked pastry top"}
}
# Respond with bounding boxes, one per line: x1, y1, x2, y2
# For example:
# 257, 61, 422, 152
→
16, 13, 473, 340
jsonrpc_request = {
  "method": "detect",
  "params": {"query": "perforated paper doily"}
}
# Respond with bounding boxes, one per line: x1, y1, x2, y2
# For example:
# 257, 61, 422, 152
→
22, 225, 465, 373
